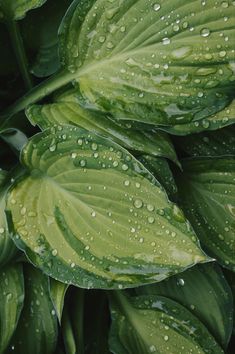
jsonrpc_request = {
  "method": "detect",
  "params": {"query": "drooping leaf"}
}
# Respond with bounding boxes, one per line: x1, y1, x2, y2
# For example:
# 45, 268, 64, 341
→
135, 263, 233, 349
137, 155, 177, 200
7, 263, 58, 354
0, 0, 47, 21
176, 157, 235, 271
26, 101, 178, 163
0, 263, 24, 354
223, 269, 235, 335
57, 0, 235, 131
174, 124, 235, 157
109, 292, 223, 354
0, 169, 18, 267
6, 125, 209, 289
21, 0, 72, 78
61, 287, 85, 354
84, 290, 110, 354
49, 278, 69, 323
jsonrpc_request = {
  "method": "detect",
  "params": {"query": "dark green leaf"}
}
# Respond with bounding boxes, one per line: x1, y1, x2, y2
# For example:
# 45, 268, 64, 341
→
109, 292, 223, 354
0, 263, 24, 353
26, 101, 178, 163
137, 155, 177, 200
135, 263, 233, 348
6, 125, 208, 289
0, 169, 18, 267
7, 263, 58, 354
176, 157, 235, 271
0, 0, 47, 21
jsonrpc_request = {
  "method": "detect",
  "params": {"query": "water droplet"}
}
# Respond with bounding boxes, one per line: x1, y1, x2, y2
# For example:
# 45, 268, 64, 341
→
98, 35, 106, 43
221, 1, 229, 8
80, 160, 86, 167
77, 139, 83, 145
200, 28, 210, 37
71, 262, 75, 268
134, 199, 143, 209
122, 164, 129, 171
113, 161, 119, 167
177, 278, 185, 286
106, 41, 114, 49
139, 237, 144, 243
124, 180, 130, 186
153, 4, 161, 11
120, 26, 126, 32
147, 204, 155, 212
71, 152, 77, 159
150, 345, 157, 352
0, 227, 5, 234
172, 205, 186, 222
52, 249, 58, 256
162, 37, 171, 45
91, 211, 96, 217
164, 335, 169, 341
219, 50, 227, 58
148, 216, 155, 224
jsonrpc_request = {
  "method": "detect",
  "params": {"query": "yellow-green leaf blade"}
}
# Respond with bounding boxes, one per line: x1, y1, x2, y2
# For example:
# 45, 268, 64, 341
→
6, 125, 209, 289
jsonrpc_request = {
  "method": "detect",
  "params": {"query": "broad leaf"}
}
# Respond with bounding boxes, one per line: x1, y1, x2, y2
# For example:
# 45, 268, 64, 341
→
7, 263, 58, 354
174, 124, 235, 157
135, 263, 233, 348
0, 263, 24, 353
224, 269, 235, 335
109, 292, 223, 354
50, 278, 69, 323
6, 125, 208, 289
57, 0, 235, 131
137, 155, 177, 200
176, 157, 235, 271
0, 0, 47, 21
0, 169, 18, 267
27, 101, 178, 163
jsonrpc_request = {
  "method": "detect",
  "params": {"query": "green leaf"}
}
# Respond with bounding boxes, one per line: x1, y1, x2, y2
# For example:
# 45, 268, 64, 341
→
49, 278, 69, 323
176, 157, 235, 271
224, 269, 235, 335
109, 292, 223, 354
7, 263, 58, 354
26, 101, 178, 163
21, 0, 72, 78
61, 287, 85, 354
174, 124, 235, 157
57, 0, 235, 131
137, 155, 177, 200
135, 263, 233, 349
0, 0, 47, 21
0, 263, 24, 354
0, 169, 18, 267
84, 290, 110, 354
6, 125, 208, 289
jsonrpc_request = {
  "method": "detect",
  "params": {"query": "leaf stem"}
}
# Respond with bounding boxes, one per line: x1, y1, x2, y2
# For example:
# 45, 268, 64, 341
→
6, 20, 33, 90
1, 70, 73, 120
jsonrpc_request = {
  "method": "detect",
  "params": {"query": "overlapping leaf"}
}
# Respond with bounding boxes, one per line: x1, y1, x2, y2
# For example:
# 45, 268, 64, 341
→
0, 0, 47, 21
6, 125, 208, 289
26, 101, 178, 163
0, 263, 24, 354
50, 278, 69, 323
7, 263, 58, 354
176, 157, 235, 271
135, 263, 233, 348
57, 0, 235, 132
0, 169, 17, 267
109, 292, 223, 354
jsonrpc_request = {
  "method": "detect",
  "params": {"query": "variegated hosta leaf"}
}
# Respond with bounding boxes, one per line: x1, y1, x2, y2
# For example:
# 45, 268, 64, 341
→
57, 0, 235, 132
137, 155, 177, 200
7, 264, 58, 354
174, 124, 235, 157
176, 157, 235, 271
0, 0, 47, 21
0, 263, 24, 353
109, 292, 224, 354
0, 169, 18, 267
49, 278, 69, 323
135, 263, 233, 349
26, 101, 179, 164
6, 125, 208, 289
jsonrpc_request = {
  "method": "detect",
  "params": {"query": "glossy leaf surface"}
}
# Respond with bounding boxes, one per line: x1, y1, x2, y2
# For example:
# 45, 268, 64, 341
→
135, 263, 233, 348
109, 292, 223, 354
6, 125, 208, 289
0, 263, 24, 354
176, 157, 235, 271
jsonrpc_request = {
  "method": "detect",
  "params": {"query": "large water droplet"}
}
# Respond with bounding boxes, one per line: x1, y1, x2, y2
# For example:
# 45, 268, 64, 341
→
153, 4, 161, 11
200, 28, 210, 37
